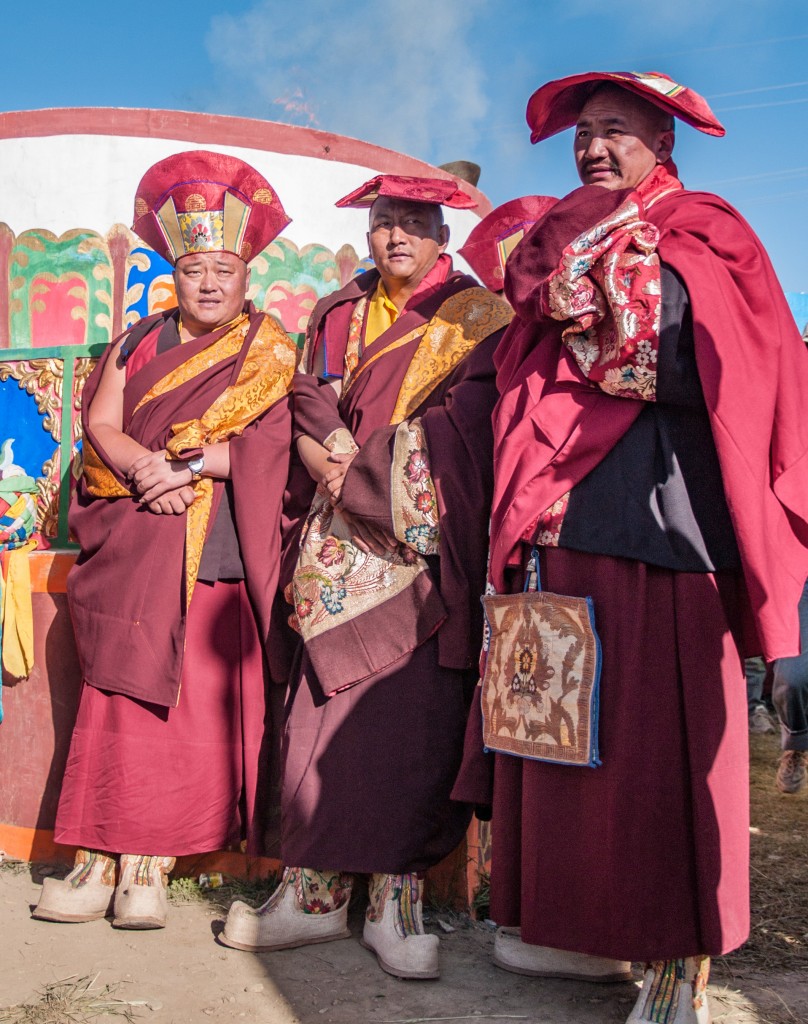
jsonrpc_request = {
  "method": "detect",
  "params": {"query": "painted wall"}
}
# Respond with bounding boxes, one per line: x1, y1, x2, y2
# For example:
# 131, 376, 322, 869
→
0, 108, 489, 547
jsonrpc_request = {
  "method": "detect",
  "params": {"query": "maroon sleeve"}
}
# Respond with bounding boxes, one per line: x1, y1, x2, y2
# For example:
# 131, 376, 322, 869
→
292, 372, 345, 446
229, 394, 298, 684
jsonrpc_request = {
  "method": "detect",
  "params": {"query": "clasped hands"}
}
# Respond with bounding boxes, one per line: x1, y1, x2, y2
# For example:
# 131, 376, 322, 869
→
127, 449, 196, 515
322, 451, 398, 557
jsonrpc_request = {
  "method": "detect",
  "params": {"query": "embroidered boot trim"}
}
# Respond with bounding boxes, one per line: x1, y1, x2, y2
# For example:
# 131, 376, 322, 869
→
366, 872, 425, 937
639, 957, 709, 1023
121, 855, 175, 888
687, 956, 710, 1017
255, 867, 352, 917
64, 848, 117, 890
299, 868, 353, 915
640, 960, 685, 1022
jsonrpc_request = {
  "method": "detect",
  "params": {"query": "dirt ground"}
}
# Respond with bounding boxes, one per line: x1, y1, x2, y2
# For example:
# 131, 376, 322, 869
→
1, 730, 806, 1024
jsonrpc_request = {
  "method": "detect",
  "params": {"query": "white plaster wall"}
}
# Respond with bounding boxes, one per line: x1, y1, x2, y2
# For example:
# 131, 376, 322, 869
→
0, 134, 478, 271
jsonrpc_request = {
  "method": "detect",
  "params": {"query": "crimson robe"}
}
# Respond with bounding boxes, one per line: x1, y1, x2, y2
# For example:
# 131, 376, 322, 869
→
55, 306, 294, 855
459, 180, 808, 959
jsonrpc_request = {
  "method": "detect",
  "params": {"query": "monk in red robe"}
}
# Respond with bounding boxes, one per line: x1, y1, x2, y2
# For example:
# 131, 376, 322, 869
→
221, 174, 512, 979
32, 151, 297, 931
453, 72, 808, 1024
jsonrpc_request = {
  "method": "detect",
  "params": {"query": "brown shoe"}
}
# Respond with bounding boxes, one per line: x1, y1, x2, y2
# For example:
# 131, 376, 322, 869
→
776, 750, 807, 794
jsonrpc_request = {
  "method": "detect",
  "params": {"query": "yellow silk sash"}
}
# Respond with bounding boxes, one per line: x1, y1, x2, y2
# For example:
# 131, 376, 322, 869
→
82, 313, 297, 606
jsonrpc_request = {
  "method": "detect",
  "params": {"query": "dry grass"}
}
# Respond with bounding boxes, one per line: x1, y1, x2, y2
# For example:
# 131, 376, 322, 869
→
167, 870, 281, 912
719, 732, 808, 974
712, 731, 808, 1024
0, 975, 137, 1024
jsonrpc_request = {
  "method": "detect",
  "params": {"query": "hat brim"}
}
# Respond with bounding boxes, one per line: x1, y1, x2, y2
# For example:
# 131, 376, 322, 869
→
526, 72, 725, 144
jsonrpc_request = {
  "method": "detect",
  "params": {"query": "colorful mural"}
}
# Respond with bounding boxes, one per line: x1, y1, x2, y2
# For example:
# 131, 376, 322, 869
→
0, 223, 361, 547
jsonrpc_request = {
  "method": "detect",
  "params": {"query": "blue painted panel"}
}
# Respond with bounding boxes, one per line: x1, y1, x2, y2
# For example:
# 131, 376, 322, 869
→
0, 378, 53, 480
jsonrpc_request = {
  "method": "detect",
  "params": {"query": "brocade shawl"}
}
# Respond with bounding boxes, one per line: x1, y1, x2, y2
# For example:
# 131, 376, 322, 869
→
291, 267, 512, 692
490, 164, 808, 660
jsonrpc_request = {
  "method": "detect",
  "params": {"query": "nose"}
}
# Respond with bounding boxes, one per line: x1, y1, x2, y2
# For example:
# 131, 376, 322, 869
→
584, 134, 608, 160
388, 223, 407, 245
199, 266, 219, 291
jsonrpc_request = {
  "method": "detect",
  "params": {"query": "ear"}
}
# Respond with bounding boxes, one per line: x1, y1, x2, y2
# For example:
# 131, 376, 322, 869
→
438, 223, 450, 253
656, 129, 675, 164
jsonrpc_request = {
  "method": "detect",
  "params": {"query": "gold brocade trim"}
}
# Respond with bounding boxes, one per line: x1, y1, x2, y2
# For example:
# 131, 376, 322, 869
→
343, 325, 423, 397
166, 315, 297, 606
391, 288, 512, 422
341, 296, 367, 387
391, 418, 439, 555
133, 313, 250, 415
322, 427, 358, 454
81, 439, 131, 498
290, 287, 509, 644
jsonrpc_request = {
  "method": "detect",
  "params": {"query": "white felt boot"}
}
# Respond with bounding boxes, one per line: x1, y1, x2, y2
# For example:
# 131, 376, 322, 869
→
627, 959, 711, 1024
221, 867, 352, 952
32, 849, 116, 923
112, 854, 175, 929
361, 873, 439, 980
494, 926, 634, 981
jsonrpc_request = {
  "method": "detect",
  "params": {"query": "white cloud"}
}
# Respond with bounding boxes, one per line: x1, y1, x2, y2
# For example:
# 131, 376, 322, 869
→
205, 0, 489, 163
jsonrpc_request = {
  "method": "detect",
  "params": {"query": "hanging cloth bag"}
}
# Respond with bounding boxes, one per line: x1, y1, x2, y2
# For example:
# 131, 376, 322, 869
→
480, 547, 602, 767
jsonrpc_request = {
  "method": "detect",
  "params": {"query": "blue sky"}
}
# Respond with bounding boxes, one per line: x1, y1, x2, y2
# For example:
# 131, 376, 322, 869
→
1, 1, 806, 290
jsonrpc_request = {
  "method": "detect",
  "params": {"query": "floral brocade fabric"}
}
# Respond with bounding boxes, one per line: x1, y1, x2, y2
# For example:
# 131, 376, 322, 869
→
288, 428, 428, 644
289, 288, 511, 650
391, 418, 440, 555
542, 164, 682, 402
533, 163, 683, 546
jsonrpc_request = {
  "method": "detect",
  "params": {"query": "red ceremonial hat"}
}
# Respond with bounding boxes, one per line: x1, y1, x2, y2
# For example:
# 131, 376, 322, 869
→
526, 71, 725, 144
458, 195, 558, 292
132, 150, 291, 265
335, 174, 477, 210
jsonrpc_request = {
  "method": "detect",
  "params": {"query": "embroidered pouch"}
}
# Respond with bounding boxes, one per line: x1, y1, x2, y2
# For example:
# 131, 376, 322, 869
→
480, 550, 602, 767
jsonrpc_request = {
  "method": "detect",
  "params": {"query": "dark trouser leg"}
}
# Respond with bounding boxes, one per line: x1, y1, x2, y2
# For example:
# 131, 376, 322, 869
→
772, 581, 808, 752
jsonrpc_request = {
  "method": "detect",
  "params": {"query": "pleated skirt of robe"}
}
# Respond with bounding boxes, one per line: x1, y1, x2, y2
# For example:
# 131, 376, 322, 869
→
281, 634, 475, 874
54, 579, 270, 856
490, 547, 750, 961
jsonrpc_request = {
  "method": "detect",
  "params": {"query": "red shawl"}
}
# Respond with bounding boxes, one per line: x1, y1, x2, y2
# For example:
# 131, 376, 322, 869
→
490, 165, 808, 660
68, 305, 294, 706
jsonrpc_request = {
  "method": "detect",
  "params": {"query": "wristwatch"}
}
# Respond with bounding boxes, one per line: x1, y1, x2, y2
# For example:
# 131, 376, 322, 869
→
187, 454, 205, 482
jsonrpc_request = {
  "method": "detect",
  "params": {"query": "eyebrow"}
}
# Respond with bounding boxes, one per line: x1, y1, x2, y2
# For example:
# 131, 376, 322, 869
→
579, 114, 629, 126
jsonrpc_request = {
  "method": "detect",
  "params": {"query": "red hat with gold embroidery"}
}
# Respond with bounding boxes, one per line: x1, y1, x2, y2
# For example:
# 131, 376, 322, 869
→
458, 195, 558, 292
526, 71, 725, 143
335, 174, 477, 210
132, 150, 291, 265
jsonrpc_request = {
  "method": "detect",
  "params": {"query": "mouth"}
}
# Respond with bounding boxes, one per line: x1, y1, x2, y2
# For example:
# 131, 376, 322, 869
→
583, 163, 619, 180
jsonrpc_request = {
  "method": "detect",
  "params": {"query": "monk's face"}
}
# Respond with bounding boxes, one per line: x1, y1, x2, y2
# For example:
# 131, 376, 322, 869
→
574, 86, 674, 191
173, 251, 250, 337
367, 197, 449, 294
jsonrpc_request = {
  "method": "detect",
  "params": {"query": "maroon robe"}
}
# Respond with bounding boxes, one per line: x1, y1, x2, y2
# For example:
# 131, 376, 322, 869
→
55, 307, 293, 855
281, 264, 507, 872
457, 179, 808, 958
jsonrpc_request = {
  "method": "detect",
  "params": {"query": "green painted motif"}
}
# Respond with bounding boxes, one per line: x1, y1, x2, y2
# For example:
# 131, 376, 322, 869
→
248, 238, 340, 308
9, 230, 114, 350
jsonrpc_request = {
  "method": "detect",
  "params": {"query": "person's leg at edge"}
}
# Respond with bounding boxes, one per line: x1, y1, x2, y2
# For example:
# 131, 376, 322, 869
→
773, 580, 808, 794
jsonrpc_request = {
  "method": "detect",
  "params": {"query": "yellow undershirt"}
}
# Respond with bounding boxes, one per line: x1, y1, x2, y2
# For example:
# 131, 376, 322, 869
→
364, 280, 400, 349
